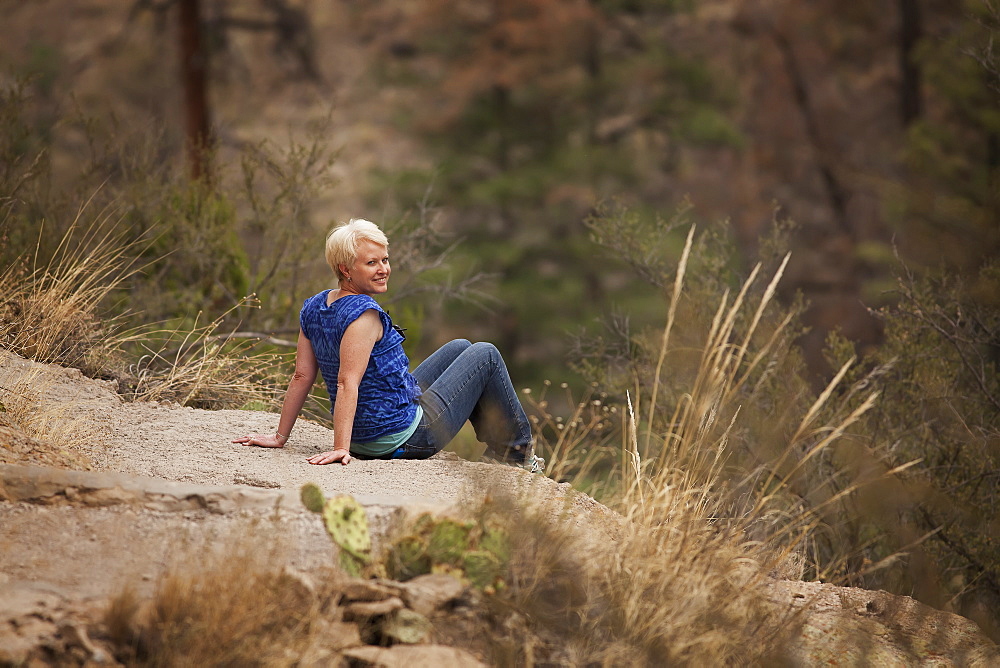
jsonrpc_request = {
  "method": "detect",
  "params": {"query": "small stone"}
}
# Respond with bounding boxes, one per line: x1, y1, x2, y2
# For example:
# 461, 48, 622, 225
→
396, 573, 465, 617
342, 644, 487, 668
342, 596, 405, 620
340, 580, 401, 602
309, 619, 362, 651
380, 608, 432, 644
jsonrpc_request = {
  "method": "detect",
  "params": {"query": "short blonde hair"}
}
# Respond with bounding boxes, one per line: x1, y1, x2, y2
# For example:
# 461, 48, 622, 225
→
325, 218, 389, 280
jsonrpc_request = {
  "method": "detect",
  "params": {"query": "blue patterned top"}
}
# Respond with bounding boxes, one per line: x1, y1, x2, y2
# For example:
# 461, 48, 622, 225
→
299, 291, 421, 442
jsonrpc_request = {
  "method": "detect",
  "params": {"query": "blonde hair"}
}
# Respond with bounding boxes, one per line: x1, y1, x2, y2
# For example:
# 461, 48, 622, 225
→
324, 218, 389, 280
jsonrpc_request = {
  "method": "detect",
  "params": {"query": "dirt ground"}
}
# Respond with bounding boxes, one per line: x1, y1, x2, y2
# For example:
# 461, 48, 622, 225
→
2, 351, 999, 666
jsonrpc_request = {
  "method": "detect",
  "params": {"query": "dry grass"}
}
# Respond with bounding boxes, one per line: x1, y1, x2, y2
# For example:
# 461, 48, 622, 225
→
466, 491, 790, 666
0, 201, 140, 377
102, 531, 335, 667
521, 380, 619, 494
0, 352, 96, 469
497, 227, 912, 663
114, 297, 288, 410
0, 203, 289, 412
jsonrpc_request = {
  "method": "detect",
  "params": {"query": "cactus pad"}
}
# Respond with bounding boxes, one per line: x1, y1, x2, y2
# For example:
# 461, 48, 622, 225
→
388, 535, 431, 581
463, 550, 502, 590
382, 512, 511, 590
479, 526, 511, 563
322, 494, 371, 573
299, 482, 326, 513
426, 518, 473, 564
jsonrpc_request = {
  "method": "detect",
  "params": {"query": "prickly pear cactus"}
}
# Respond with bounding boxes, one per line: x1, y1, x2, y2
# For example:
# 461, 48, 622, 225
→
462, 550, 502, 590
427, 518, 473, 564
389, 535, 431, 581
479, 525, 511, 564
384, 513, 511, 591
300, 482, 326, 514
322, 494, 371, 576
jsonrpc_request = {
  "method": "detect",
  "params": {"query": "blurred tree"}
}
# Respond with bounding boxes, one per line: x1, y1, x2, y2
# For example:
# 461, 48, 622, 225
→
178, 0, 211, 180
892, 0, 1000, 274
899, 0, 923, 125
130, 0, 319, 181
356, 0, 736, 380
970, 0, 1000, 93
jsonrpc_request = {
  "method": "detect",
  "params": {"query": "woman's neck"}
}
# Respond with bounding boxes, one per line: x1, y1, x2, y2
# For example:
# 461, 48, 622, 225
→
338, 280, 362, 296
327, 282, 362, 304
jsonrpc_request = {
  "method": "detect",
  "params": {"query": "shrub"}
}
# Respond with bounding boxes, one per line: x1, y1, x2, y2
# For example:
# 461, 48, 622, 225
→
825, 262, 1000, 638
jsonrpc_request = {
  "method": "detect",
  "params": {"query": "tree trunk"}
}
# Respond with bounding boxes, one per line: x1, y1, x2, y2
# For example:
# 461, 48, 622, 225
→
772, 30, 851, 241
899, 0, 923, 126
179, 0, 211, 180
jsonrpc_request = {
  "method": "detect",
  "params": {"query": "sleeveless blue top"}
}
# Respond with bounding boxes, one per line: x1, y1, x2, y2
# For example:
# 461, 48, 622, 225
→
299, 291, 421, 442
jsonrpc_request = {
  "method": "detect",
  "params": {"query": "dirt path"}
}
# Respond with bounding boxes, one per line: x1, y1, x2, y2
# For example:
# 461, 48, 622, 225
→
2, 351, 999, 666
1, 350, 573, 510
0, 350, 600, 603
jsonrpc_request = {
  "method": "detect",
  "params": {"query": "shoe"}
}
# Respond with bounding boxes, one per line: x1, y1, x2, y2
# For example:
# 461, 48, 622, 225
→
524, 453, 545, 474
480, 449, 545, 474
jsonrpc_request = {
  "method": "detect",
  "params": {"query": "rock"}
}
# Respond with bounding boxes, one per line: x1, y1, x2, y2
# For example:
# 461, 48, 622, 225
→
0, 352, 121, 410
766, 580, 1000, 666
342, 597, 405, 621
0, 582, 65, 619
380, 608, 432, 644
58, 621, 113, 664
0, 463, 301, 513
340, 579, 403, 603
0, 618, 59, 666
395, 573, 466, 617
341, 645, 487, 668
0, 425, 92, 470
309, 619, 363, 651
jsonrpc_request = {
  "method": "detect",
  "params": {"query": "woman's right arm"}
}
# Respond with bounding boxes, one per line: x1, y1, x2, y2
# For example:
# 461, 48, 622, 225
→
275, 330, 319, 441
233, 329, 317, 448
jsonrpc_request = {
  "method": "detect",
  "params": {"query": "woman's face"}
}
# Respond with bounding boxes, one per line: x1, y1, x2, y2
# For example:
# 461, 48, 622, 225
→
343, 239, 390, 295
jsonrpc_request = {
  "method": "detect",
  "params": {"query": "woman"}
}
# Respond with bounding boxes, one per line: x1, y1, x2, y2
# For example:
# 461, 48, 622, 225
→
233, 218, 543, 472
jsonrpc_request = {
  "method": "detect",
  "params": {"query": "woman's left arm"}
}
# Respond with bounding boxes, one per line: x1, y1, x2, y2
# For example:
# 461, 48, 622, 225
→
307, 309, 382, 465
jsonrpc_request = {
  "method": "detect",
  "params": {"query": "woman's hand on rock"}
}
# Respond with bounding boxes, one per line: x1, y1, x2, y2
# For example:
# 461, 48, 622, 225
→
232, 433, 285, 448
307, 449, 352, 465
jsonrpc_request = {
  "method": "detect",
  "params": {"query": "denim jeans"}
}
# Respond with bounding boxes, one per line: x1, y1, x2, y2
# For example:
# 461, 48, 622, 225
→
392, 339, 533, 461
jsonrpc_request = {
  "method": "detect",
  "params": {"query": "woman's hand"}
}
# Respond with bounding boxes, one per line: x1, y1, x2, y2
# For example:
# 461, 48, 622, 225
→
307, 449, 352, 465
232, 433, 286, 448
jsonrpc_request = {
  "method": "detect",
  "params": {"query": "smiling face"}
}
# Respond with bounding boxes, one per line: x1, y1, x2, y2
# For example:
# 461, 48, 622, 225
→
340, 239, 390, 295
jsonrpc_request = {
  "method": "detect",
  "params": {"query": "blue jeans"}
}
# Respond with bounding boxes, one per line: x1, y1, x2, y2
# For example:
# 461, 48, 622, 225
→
393, 339, 532, 461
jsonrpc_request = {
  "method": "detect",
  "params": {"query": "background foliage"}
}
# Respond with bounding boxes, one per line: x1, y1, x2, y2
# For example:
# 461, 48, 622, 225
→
1, 0, 998, 642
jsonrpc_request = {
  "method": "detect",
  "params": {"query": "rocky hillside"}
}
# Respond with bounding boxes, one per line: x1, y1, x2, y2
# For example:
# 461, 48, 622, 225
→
2, 351, 999, 665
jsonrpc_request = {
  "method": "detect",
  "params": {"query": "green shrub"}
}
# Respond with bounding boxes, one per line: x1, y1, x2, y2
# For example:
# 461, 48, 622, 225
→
825, 262, 1000, 638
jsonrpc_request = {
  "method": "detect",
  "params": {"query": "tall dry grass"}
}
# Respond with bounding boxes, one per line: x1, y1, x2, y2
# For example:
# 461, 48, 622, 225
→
0, 199, 140, 376
113, 296, 288, 409
0, 205, 288, 412
500, 225, 914, 664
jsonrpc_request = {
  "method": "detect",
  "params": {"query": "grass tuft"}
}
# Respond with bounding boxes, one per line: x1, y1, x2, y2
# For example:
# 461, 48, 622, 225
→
0, 202, 140, 377
103, 537, 330, 667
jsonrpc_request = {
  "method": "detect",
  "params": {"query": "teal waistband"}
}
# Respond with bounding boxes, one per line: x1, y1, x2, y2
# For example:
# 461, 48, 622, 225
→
350, 405, 423, 457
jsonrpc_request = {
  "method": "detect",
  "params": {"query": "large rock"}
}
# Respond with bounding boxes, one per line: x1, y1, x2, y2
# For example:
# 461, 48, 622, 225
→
768, 580, 1000, 666
342, 645, 487, 668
